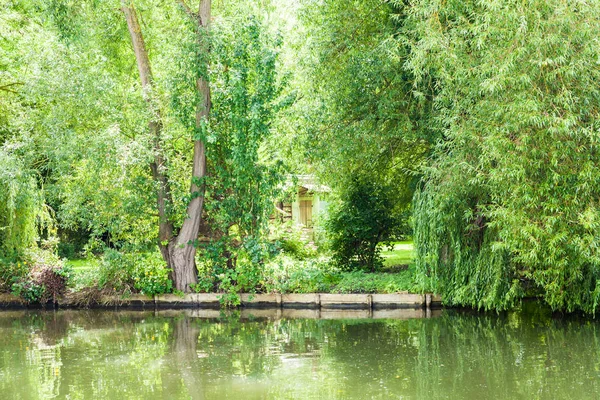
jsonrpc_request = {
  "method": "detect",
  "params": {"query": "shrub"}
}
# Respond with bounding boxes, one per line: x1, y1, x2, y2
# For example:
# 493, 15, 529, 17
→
97, 249, 136, 293
263, 255, 340, 293
190, 272, 214, 293
98, 250, 172, 296
332, 269, 415, 294
262, 254, 416, 294
0, 258, 28, 292
326, 176, 404, 272
271, 222, 319, 260
134, 261, 172, 296
9, 249, 71, 303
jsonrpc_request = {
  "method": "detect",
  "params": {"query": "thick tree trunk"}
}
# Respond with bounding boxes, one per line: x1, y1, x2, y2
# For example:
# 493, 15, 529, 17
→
124, 0, 211, 292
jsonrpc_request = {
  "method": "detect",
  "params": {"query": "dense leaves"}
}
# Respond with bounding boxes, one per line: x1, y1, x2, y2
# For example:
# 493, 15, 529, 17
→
327, 177, 404, 272
0, 150, 45, 260
410, 0, 600, 312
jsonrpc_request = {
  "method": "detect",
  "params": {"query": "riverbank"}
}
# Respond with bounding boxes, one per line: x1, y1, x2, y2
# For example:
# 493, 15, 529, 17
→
2, 242, 425, 308
0, 292, 442, 310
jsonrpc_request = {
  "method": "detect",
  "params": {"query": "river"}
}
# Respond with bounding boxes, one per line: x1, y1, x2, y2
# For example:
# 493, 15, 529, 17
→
0, 304, 598, 399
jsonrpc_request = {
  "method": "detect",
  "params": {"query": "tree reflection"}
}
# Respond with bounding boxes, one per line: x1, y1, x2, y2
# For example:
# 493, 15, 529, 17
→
169, 317, 204, 400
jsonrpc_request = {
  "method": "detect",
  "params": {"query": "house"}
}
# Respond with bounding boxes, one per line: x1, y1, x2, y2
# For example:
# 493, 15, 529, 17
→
275, 175, 331, 228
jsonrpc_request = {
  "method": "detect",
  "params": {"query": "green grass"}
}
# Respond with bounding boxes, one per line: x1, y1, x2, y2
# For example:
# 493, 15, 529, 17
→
334, 267, 416, 293
66, 258, 99, 290
380, 240, 414, 271
338, 240, 416, 292
66, 258, 99, 270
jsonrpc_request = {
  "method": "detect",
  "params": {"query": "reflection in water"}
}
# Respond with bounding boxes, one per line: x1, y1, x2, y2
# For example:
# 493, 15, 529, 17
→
1, 306, 600, 399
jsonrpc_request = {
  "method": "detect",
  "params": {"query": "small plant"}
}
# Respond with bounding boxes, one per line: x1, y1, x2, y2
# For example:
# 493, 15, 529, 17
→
263, 255, 340, 293
9, 249, 72, 303
218, 292, 241, 307
190, 272, 215, 293
97, 249, 136, 293
0, 259, 28, 292
133, 261, 172, 296
11, 280, 45, 303
272, 222, 319, 260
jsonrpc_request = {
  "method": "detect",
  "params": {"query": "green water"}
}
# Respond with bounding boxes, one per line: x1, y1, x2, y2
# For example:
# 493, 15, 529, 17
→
1, 307, 599, 399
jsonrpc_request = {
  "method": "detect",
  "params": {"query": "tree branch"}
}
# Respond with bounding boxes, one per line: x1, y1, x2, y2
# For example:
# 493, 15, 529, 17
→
0, 82, 24, 93
177, 0, 197, 19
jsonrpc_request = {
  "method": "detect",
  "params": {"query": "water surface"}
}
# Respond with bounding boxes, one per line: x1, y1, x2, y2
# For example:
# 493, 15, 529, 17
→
1, 306, 599, 399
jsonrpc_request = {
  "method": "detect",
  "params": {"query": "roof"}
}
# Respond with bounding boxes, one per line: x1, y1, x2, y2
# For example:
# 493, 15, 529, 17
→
284, 174, 331, 193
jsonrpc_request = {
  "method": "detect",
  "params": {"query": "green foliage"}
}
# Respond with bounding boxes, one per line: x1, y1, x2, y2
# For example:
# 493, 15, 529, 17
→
10, 281, 44, 303
409, 0, 600, 312
283, 0, 431, 234
189, 273, 214, 294
263, 255, 341, 293
0, 259, 28, 293
333, 269, 416, 294
9, 249, 71, 303
0, 150, 46, 260
98, 250, 172, 296
0, 0, 159, 255
134, 261, 172, 296
272, 222, 319, 260
177, 15, 287, 297
194, 236, 278, 299
262, 254, 415, 294
205, 16, 285, 233
284, 0, 428, 278
327, 177, 405, 272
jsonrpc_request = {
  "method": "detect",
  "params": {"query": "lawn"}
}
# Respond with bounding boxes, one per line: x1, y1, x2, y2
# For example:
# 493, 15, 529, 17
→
65, 258, 99, 290
380, 240, 414, 270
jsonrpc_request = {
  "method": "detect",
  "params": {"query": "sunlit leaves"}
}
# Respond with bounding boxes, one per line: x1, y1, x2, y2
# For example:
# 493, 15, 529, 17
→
411, 0, 600, 312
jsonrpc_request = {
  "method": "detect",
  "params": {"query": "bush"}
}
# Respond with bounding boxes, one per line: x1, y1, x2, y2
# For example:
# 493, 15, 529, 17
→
98, 250, 172, 296
326, 177, 404, 272
0, 258, 28, 292
191, 236, 277, 302
271, 222, 319, 260
262, 255, 340, 293
332, 269, 415, 294
9, 249, 71, 303
262, 254, 416, 294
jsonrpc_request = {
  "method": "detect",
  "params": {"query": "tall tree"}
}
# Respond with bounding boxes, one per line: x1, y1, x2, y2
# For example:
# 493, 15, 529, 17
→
122, 0, 211, 291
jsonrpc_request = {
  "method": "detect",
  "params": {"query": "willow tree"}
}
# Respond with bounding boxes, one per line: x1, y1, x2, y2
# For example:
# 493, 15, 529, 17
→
0, 151, 45, 260
409, 0, 600, 312
291, 0, 432, 184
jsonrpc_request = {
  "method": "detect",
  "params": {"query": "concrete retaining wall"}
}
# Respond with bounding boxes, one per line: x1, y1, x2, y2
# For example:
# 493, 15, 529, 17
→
0, 292, 442, 310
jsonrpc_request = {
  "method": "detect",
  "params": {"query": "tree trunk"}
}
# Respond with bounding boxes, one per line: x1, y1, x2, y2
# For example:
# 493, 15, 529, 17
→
122, 0, 174, 265
124, 0, 211, 292
168, 0, 212, 292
